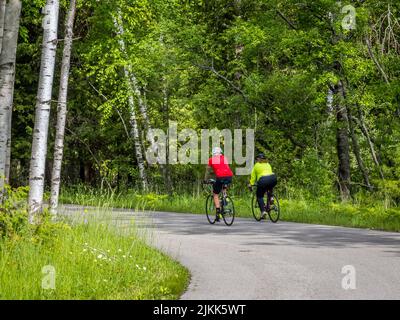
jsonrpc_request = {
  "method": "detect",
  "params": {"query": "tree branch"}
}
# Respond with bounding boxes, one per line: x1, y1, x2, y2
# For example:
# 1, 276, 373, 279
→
193, 62, 249, 102
276, 10, 297, 30
87, 80, 131, 139
365, 36, 390, 85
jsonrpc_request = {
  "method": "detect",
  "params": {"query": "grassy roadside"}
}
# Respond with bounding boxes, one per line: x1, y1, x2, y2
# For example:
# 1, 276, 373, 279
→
0, 189, 190, 299
60, 187, 400, 232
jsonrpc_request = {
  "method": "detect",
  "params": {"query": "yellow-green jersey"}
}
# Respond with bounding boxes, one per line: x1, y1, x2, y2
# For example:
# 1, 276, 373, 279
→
250, 162, 273, 185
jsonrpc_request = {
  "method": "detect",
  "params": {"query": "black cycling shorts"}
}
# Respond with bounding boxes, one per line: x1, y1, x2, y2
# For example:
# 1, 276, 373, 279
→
256, 174, 277, 198
213, 176, 232, 194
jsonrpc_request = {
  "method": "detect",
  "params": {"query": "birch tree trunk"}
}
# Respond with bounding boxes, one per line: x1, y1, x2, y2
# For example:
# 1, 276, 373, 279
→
0, 0, 6, 55
114, 14, 148, 190
0, 0, 22, 200
5, 107, 11, 183
28, 0, 59, 220
115, 14, 158, 153
50, 0, 76, 215
125, 77, 148, 191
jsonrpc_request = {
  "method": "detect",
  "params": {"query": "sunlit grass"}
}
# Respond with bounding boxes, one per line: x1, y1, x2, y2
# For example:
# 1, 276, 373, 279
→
0, 210, 189, 300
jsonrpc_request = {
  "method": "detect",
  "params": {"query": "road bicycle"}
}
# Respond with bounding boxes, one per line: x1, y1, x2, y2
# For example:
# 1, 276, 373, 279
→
202, 179, 235, 226
250, 186, 280, 223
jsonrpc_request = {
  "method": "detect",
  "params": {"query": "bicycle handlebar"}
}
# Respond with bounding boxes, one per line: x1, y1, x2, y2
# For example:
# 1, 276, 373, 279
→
202, 179, 216, 184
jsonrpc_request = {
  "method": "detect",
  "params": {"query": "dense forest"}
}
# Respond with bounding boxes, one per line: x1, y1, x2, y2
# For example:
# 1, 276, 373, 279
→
1, 0, 400, 217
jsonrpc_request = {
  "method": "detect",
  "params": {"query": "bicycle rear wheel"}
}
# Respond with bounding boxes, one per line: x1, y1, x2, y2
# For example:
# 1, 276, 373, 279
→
222, 196, 235, 226
268, 194, 280, 223
251, 193, 262, 221
206, 195, 217, 224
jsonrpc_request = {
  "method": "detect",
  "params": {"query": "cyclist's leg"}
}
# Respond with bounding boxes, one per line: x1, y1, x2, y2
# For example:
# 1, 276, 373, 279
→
265, 174, 278, 204
213, 179, 223, 212
256, 177, 268, 212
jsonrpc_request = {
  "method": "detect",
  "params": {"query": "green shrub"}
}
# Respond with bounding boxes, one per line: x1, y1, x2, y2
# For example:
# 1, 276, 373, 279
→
0, 185, 30, 240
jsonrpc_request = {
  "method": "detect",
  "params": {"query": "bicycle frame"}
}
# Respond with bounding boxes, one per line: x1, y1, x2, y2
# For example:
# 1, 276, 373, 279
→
251, 185, 273, 212
203, 179, 235, 226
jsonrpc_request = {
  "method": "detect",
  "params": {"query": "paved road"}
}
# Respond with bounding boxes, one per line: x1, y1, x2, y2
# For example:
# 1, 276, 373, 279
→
62, 206, 400, 300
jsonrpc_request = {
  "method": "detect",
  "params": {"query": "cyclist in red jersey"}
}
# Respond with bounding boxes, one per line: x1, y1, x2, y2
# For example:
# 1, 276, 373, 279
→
204, 147, 233, 219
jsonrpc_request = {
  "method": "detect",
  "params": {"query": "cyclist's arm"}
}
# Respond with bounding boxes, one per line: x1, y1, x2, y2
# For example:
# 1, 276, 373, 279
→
249, 165, 257, 186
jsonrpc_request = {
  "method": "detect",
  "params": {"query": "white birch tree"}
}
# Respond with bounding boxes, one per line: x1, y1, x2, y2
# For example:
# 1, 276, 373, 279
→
50, 0, 76, 215
28, 0, 59, 220
0, 0, 6, 55
114, 14, 148, 190
0, 0, 22, 200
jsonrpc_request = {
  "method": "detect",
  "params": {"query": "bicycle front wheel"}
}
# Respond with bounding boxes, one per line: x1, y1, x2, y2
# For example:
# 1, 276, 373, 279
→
222, 196, 235, 226
206, 195, 217, 224
268, 194, 280, 223
251, 193, 262, 221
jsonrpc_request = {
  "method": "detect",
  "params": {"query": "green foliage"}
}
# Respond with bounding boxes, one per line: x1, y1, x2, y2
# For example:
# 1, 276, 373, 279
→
10, 0, 400, 207
0, 186, 71, 246
0, 186, 30, 240
289, 149, 335, 201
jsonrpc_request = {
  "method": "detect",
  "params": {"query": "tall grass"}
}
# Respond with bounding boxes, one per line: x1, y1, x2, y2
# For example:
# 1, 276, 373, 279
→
0, 208, 189, 300
60, 185, 400, 232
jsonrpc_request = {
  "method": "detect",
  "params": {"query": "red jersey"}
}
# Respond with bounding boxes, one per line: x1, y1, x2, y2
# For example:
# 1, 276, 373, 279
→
208, 155, 233, 178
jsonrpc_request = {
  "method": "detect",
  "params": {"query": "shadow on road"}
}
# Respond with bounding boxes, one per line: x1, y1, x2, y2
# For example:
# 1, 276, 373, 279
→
61, 205, 400, 256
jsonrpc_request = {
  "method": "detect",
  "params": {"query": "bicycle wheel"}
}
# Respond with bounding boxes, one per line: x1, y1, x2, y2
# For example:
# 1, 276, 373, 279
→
222, 196, 235, 226
268, 194, 280, 223
206, 195, 217, 224
251, 193, 262, 221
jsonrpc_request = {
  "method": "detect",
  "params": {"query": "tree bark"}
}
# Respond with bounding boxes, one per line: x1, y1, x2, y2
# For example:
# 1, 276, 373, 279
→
0, 0, 6, 55
50, 0, 76, 215
0, 0, 21, 200
114, 14, 148, 190
334, 80, 351, 201
126, 83, 148, 191
5, 102, 11, 183
28, 0, 60, 220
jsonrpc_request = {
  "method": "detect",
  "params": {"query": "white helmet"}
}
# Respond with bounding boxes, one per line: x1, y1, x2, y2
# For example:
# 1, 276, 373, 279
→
212, 147, 223, 156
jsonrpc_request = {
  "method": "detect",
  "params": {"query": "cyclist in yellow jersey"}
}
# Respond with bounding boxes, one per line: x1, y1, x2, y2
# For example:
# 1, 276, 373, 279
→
249, 153, 278, 219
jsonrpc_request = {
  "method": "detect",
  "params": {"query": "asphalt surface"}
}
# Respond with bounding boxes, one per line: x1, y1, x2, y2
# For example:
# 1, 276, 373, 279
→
62, 206, 400, 300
